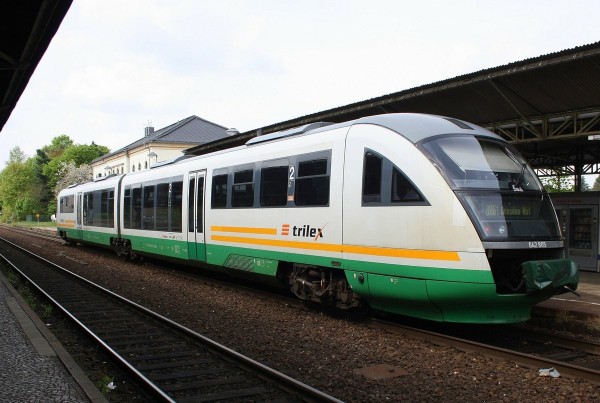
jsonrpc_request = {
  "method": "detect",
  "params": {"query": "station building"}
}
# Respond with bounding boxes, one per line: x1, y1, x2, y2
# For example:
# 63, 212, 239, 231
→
90, 115, 232, 179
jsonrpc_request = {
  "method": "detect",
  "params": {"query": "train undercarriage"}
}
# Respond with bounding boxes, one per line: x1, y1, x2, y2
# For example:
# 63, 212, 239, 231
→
285, 263, 363, 309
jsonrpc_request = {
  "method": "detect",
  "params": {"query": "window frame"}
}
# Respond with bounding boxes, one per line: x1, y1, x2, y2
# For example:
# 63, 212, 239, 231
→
361, 148, 429, 207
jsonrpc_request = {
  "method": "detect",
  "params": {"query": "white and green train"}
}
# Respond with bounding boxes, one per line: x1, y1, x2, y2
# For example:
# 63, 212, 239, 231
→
56, 113, 579, 323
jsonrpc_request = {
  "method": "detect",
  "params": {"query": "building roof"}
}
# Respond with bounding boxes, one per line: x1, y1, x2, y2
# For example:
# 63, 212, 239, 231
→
96, 115, 230, 162
0, 0, 72, 132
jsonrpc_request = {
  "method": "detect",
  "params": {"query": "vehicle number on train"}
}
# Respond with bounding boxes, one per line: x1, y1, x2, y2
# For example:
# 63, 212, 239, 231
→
528, 241, 547, 248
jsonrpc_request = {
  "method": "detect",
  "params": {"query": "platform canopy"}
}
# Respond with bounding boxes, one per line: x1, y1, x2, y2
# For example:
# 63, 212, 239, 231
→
188, 42, 600, 189
0, 0, 72, 133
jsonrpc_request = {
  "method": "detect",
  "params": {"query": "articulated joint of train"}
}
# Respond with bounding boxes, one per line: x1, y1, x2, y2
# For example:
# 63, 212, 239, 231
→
287, 263, 362, 309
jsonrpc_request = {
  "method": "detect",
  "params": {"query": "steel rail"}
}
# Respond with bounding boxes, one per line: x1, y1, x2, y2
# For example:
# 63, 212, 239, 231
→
370, 319, 600, 386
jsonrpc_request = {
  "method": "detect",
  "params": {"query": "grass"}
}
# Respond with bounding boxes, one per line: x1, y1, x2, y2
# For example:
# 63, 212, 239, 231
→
97, 374, 115, 394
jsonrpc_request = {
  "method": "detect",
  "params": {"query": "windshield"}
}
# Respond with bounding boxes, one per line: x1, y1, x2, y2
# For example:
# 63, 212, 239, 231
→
419, 136, 543, 191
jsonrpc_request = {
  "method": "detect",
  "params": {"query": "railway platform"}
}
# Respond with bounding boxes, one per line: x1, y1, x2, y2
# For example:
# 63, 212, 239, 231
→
0, 271, 105, 403
532, 271, 600, 331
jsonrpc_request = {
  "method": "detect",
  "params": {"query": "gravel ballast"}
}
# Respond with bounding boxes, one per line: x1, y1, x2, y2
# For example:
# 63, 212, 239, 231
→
2, 227, 599, 402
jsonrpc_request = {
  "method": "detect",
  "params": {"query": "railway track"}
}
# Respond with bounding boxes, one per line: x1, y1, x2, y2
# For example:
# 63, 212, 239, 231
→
0, 236, 342, 402
370, 318, 600, 386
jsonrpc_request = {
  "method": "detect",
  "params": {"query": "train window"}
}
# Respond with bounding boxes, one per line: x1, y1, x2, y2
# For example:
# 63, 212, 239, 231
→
295, 158, 329, 206
391, 168, 424, 202
188, 177, 195, 230
156, 181, 169, 230
197, 177, 204, 232
171, 179, 183, 232
363, 152, 382, 203
142, 183, 156, 230
211, 174, 228, 208
362, 150, 426, 206
131, 185, 142, 229
232, 169, 254, 207
101, 189, 114, 227
83, 193, 92, 225
124, 186, 131, 228
260, 165, 288, 207
60, 195, 74, 213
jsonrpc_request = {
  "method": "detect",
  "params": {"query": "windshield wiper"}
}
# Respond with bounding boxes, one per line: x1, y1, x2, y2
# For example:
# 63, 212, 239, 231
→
513, 163, 527, 191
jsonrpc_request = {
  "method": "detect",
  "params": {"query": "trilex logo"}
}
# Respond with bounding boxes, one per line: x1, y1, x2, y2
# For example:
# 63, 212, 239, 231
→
281, 224, 326, 240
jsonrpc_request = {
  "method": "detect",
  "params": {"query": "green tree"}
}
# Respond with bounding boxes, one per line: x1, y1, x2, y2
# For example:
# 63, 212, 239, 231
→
0, 138, 110, 221
43, 142, 109, 193
541, 175, 574, 193
40, 135, 74, 159
0, 154, 42, 221
8, 146, 26, 164
581, 177, 591, 191
593, 176, 600, 191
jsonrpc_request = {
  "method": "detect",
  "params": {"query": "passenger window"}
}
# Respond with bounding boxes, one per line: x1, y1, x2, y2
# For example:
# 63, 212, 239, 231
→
211, 174, 228, 208
83, 193, 92, 225
131, 185, 142, 229
101, 189, 114, 227
232, 169, 254, 207
155, 181, 169, 230
363, 152, 382, 203
260, 166, 288, 207
392, 168, 424, 202
124, 186, 131, 228
171, 179, 183, 232
362, 150, 425, 205
295, 158, 329, 206
142, 183, 155, 230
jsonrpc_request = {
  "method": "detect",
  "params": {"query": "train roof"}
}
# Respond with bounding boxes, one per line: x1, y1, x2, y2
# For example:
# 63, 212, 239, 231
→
245, 113, 502, 147
352, 113, 502, 143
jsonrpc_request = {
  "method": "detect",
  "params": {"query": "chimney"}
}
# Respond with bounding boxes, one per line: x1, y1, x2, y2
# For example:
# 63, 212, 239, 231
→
145, 121, 154, 137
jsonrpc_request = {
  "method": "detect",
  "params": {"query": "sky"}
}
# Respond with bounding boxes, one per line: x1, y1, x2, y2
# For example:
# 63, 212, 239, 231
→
2, 0, 600, 171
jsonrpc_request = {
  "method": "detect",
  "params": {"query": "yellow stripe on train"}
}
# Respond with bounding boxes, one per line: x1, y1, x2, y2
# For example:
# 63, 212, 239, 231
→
210, 234, 460, 261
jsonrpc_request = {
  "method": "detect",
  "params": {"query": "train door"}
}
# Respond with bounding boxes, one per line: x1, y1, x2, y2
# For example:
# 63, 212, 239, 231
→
76, 192, 83, 239
187, 170, 206, 262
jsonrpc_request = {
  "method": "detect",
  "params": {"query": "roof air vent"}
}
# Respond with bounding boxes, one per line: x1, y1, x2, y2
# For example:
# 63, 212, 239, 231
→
246, 122, 333, 145
444, 117, 473, 130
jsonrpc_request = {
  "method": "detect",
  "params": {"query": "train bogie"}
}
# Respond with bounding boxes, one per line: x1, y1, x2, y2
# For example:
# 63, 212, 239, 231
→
56, 113, 580, 323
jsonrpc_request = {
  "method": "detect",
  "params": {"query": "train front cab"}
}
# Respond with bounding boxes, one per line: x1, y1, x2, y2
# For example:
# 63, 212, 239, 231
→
340, 118, 578, 323
56, 176, 122, 247
56, 187, 78, 242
